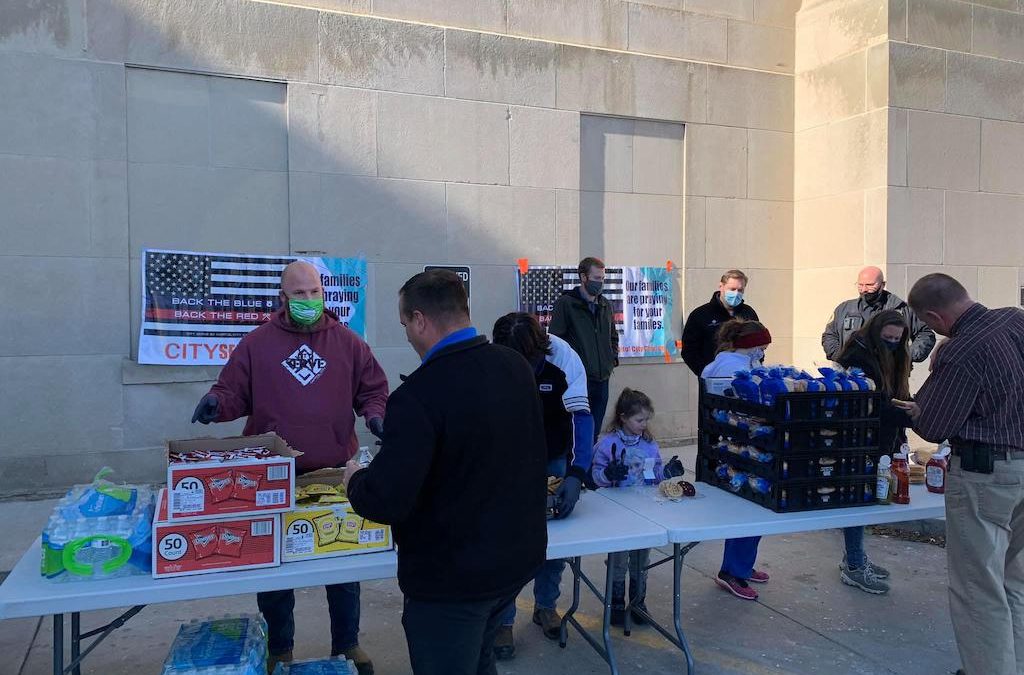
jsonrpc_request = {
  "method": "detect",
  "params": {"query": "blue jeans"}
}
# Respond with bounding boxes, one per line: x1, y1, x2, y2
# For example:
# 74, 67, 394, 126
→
843, 526, 866, 569
257, 582, 360, 655
500, 458, 567, 626
720, 537, 761, 579
610, 548, 651, 601
587, 379, 610, 442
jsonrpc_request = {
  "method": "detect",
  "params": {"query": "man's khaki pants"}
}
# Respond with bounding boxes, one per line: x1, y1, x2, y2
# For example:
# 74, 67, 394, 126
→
946, 455, 1024, 675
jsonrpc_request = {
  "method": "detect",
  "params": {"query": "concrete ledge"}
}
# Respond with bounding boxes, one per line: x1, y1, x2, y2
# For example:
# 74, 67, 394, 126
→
122, 358, 221, 385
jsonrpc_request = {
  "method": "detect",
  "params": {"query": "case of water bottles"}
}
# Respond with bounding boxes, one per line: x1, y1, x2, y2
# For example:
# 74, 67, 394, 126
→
272, 657, 358, 674
40, 468, 156, 581
162, 615, 268, 675
696, 368, 884, 513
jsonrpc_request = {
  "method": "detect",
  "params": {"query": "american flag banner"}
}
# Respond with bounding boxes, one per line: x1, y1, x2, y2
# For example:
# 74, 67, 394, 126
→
517, 264, 626, 331
517, 265, 677, 360
139, 249, 367, 365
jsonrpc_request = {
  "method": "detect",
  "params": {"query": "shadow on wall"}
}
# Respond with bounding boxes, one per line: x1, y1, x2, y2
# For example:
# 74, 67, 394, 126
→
1, 0, 550, 489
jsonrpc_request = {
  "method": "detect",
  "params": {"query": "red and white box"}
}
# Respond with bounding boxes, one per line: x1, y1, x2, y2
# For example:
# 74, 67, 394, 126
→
166, 433, 300, 521
153, 489, 280, 578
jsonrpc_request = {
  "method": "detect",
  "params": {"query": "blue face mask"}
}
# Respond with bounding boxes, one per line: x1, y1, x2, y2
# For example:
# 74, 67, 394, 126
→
723, 290, 743, 308
883, 340, 901, 352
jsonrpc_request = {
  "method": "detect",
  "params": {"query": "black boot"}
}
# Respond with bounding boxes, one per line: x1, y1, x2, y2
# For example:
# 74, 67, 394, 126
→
610, 581, 626, 626
628, 579, 648, 626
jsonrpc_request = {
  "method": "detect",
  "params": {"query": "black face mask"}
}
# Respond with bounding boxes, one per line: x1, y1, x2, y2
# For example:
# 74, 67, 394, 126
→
861, 290, 883, 305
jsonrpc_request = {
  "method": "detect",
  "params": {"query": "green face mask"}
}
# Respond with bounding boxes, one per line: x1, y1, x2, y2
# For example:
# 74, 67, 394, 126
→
288, 297, 324, 326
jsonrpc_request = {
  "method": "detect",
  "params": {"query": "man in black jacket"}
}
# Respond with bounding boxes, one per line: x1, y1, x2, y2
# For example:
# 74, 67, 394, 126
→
681, 269, 759, 376
549, 256, 619, 437
344, 269, 548, 675
821, 266, 935, 363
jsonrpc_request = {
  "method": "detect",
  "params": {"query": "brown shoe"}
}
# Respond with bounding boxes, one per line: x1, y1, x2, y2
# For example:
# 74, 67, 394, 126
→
267, 650, 293, 674
492, 625, 515, 661
339, 646, 374, 675
532, 606, 562, 640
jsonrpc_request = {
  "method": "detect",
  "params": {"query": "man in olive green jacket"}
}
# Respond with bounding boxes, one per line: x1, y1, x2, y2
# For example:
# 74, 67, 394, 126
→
549, 257, 619, 439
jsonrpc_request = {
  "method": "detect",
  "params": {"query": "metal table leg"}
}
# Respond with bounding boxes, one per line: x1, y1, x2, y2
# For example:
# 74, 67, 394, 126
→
559, 556, 582, 649
71, 612, 81, 675
53, 614, 64, 675
558, 554, 620, 675
623, 542, 699, 675
672, 543, 697, 674
47, 605, 147, 675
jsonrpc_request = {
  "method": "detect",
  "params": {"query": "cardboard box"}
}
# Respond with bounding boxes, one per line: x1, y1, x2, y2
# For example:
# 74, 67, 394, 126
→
282, 469, 393, 563
166, 433, 299, 521
153, 489, 280, 578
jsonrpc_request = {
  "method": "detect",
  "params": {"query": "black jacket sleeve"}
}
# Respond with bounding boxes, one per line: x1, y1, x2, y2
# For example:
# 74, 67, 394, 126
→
906, 309, 937, 363
346, 387, 436, 526
822, 304, 844, 360
680, 309, 704, 376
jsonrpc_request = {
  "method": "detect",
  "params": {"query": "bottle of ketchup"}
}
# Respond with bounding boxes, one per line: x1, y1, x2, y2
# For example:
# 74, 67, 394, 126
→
892, 444, 911, 505
926, 444, 951, 494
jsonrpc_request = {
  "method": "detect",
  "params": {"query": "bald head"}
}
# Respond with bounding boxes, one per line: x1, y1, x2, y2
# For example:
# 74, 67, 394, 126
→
908, 273, 973, 337
280, 261, 323, 300
857, 266, 885, 287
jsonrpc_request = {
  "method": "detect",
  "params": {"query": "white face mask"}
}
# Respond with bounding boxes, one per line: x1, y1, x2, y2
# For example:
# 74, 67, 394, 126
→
749, 348, 765, 366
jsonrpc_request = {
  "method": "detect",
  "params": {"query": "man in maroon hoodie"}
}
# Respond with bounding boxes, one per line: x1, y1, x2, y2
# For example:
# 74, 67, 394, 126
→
191, 260, 388, 675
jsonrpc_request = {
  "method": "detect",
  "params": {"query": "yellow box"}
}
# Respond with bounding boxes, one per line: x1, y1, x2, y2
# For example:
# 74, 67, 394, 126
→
281, 469, 392, 562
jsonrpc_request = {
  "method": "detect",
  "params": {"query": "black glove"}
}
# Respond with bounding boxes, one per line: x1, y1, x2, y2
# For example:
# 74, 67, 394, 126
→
603, 444, 629, 486
367, 417, 384, 440
191, 394, 219, 424
553, 476, 582, 520
663, 455, 686, 480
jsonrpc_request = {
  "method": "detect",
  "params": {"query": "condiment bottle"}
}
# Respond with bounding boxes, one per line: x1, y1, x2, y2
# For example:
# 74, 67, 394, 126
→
892, 446, 911, 505
926, 445, 950, 494
876, 455, 892, 504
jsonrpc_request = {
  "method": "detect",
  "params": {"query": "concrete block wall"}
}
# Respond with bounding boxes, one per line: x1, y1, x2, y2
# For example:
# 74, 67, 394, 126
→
793, 0, 892, 369
0, 0, 798, 489
886, 0, 1024, 315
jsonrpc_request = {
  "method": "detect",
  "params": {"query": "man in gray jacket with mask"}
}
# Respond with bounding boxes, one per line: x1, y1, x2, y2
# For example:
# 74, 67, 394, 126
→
822, 266, 936, 363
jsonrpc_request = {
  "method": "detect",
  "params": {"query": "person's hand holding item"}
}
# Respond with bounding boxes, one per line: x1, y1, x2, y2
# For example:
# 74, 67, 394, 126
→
893, 399, 920, 422
603, 444, 629, 485
191, 394, 219, 424
343, 460, 362, 490
367, 417, 384, 440
553, 476, 582, 519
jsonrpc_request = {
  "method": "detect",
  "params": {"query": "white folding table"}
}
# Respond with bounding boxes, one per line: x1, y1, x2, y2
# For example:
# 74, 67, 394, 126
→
0, 491, 665, 675
600, 483, 947, 674
0, 543, 399, 675
546, 491, 667, 675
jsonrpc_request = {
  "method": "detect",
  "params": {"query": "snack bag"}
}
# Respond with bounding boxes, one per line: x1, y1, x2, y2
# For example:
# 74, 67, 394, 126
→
313, 514, 339, 547
338, 514, 363, 544
760, 367, 791, 406
217, 526, 245, 558
731, 371, 762, 403
747, 475, 772, 494
191, 527, 219, 560
206, 471, 235, 504
303, 484, 338, 496
232, 471, 261, 502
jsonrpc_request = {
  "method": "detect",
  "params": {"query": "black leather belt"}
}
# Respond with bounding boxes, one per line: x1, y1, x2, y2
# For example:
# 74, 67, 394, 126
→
952, 444, 1024, 460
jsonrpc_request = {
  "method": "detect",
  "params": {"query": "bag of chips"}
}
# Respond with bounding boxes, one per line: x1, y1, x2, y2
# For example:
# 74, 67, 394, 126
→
217, 526, 245, 558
